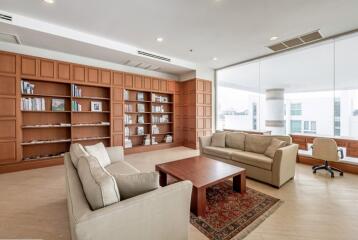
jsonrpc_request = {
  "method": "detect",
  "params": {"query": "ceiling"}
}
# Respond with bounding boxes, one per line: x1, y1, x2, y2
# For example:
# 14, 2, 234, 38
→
1, 0, 358, 70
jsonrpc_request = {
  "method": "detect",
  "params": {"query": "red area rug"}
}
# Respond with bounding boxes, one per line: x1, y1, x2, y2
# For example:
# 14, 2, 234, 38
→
190, 181, 281, 240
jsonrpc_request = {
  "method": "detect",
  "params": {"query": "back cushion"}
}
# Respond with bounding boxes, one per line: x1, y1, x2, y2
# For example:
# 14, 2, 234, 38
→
85, 142, 111, 167
226, 132, 246, 150
245, 134, 273, 154
69, 143, 89, 168
211, 132, 226, 148
77, 155, 120, 210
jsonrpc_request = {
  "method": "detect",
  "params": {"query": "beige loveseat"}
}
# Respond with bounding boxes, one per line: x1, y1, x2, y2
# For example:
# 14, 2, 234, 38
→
199, 132, 298, 188
64, 146, 193, 240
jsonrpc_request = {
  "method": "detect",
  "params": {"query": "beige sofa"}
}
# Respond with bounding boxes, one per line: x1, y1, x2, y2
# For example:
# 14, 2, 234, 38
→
64, 146, 193, 240
199, 132, 298, 188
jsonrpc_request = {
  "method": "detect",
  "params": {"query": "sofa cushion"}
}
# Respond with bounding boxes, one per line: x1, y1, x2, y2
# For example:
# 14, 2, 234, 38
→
77, 155, 120, 210
105, 161, 140, 175
114, 172, 159, 200
245, 134, 273, 154
203, 146, 242, 159
226, 132, 246, 150
69, 143, 89, 168
232, 151, 273, 170
85, 142, 111, 167
211, 132, 226, 148
264, 138, 287, 158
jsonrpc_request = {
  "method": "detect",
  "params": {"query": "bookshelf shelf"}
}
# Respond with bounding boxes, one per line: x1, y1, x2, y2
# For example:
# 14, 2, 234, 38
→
22, 125, 71, 129
72, 111, 110, 113
22, 93, 71, 98
72, 136, 111, 142
72, 96, 110, 100
125, 123, 151, 126
22, 110, 71, 113
23, 154, 65, 161
21, 139, 72, 146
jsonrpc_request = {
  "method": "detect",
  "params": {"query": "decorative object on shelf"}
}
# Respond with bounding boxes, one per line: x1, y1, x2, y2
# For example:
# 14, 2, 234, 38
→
137, 103, 145, 112
91, 101, 102, 112
152, 105, 164, 113
164, 134, 173, 143
137, 126, 145, 135
125, 104, 133, 112
137, 92, 144, 101
21, 80, 35, 94
52, 98, 65, 111
151, 136, 158, 144
137, 114, 144, 124
152, 93, 168, 103
124, 137, 132, 148
152, 124, 160, 134
71, 100, 82, 111
71, 84, 82, 97
125, 114, 133, 124
124, 89, 129, 100
152, 114, 169, 123
125, 126, 130, 137
144, 134, 151, 145
21, 97, 45, 111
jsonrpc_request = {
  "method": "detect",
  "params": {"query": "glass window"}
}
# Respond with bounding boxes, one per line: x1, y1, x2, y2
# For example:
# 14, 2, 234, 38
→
304, 121, 309, 130
290, 120, 302, 133
290, 103, 302, 116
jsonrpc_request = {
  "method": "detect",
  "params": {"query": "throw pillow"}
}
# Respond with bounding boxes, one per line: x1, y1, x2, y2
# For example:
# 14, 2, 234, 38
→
77, 155, 120, 210
114, 172, 159, 200
69, 143, 89, 168
264, 138, 287, 158
211, 132, 226, 148
85, 142, 111, 167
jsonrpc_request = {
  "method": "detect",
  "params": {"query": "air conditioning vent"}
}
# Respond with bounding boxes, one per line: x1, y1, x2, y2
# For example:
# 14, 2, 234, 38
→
137, 51, 171, 62
267, 30, 323, 52
0, 33, 20, 44
0, 13, 12, 22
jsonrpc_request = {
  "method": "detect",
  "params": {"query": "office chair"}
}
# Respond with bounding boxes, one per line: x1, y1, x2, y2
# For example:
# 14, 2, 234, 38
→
312, 138, 344, 178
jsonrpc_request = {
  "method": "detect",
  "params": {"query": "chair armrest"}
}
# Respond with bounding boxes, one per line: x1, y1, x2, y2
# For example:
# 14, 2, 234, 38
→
74, 181, 193, 240
106, 146, 124, 163
199, 136, 212, 154
272, 144, 298, 187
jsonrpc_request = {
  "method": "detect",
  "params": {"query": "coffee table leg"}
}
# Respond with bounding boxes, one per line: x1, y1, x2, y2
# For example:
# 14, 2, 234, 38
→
233, 172, 246, 194
191, 187, 206, 217
158, 170, 167, 187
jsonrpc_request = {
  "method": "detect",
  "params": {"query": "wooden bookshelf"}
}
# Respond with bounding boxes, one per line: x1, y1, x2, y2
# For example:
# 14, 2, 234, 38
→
20, 79, 111, 161
124, 89, 174, 152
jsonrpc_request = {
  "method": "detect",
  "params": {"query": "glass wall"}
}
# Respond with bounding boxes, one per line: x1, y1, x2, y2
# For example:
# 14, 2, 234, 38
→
216, 32, 358, 138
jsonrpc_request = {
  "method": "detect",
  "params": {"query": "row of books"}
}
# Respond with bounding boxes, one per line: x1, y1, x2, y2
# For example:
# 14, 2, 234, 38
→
72, 100, 82, 111
21, 80, 35, 94
71, 84, 82, 97
152, 105, 165, 113
21, 97, 45, 111
152, 115, 169, 123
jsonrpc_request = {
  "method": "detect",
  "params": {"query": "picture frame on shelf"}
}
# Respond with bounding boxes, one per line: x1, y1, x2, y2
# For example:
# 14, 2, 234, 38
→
91, 101, 102, 112
52, 98, 65, 111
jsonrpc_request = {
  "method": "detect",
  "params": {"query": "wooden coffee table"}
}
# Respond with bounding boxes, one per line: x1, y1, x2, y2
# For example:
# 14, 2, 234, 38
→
155, 156, 246, 217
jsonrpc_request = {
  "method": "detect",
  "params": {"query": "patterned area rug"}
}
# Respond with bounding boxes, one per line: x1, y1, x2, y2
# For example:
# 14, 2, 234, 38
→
190, 181, 281, 240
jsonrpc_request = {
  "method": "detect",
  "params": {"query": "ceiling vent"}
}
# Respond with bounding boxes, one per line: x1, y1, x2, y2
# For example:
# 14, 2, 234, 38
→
0, 32, 21, 44
137, 51, 171, 62
267, 30, 323, 52
122, 59, 161, 71
0, 13, 12, 22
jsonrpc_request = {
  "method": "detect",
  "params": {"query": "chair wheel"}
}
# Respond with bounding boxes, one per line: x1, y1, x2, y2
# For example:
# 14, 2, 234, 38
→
331, 174, 334, 178
340, 172, 344, 176
312, 166, 315, 170
313, 170, 316, 174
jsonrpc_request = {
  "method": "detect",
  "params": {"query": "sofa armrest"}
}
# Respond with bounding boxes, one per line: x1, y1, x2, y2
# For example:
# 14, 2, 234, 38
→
199, 136, 212, 154
272, 144, 298, 188
106, 146, 124, 163
74, 181, 193, 240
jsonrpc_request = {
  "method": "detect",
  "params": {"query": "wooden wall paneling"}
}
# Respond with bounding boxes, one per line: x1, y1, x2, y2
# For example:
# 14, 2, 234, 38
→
0, 141, 17, 165
39, 59, 55, 79
100, 70, 111, 85
151, 78, 160, 91
21, 56, 37, 76
0, 98, 16, 117
112, 71, 123, 86
0, 75, 16, 96
125, 73, 134, 89
134, 75, 144, 89
72, 64, 87, 82
0, 52, 16, 74
87, 67, 99, 84
57, 62, 71, 81
167, 80, 175, 93
143, 77, 151, 90
160, 79, 168, 92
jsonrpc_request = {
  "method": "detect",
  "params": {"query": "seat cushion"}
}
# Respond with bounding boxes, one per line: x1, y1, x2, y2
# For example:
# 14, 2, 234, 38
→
105, 161, 140, 175
77, 155, 120, 210
245, 134, 273, 154
226, 132, 246, 150
114, 172, 159, 200
203, 146, 242, 159
264, 138, 288, 158
211, 132, 226, 148
69, 143, 89, 168
232, 151, 273, 170
85, 142, 111, 167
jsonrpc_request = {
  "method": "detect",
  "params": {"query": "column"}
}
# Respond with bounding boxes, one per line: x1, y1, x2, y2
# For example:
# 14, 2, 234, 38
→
265, 89, 285, 135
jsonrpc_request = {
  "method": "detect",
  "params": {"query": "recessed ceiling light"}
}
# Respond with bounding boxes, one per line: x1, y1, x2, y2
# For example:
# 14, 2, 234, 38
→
270, 36, 279, 41
43, 0, 55, 3
156, 37, 163, 42
213, 57, 218, 61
